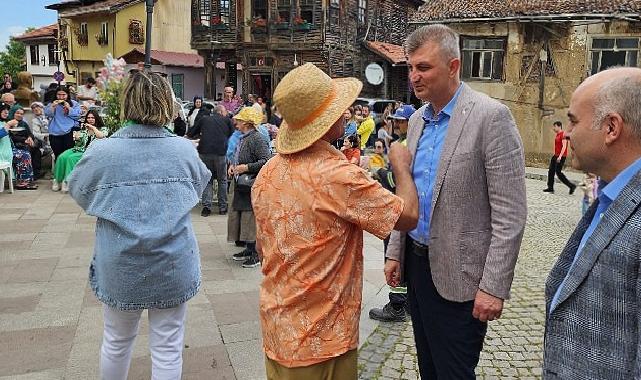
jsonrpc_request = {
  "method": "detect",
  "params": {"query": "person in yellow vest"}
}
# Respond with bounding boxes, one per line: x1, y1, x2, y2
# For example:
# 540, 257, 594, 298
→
357, 104, 375, 150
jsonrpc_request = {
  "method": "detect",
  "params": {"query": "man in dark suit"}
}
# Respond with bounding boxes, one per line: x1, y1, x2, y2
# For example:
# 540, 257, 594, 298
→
186, 104, 234, 216
385, 24, 527, 378
544, 67, 641, 379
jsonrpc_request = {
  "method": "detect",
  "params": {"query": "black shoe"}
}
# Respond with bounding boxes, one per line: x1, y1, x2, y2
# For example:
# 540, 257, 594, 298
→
242, 255, 261, 268
234, 241, 246, 247
368, 302, 407, 322
232, 249, 252, 261
569, 184, 576, 195
219, 207, 228, 215
543, 188, 554, 193
201, 207, 211, 217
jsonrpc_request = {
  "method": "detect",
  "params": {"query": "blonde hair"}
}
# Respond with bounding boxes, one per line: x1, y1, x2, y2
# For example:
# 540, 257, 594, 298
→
122, 71, 173, 127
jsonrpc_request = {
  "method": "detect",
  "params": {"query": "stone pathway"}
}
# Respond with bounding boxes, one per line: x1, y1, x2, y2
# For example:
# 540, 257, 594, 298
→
0, 174, 581, 379
358, 177, 582, 379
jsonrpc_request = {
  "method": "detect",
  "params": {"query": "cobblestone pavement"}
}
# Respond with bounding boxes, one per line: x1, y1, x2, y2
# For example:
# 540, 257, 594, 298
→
358, 178, 583, 379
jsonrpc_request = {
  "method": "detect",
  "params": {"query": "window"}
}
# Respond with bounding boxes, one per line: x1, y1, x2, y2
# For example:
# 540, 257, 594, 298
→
357, 0, 366, 25
98, 22, 109, 45
329, 0, 339, 26
129, 20, 144, 44
276, 0, 291, 25
590, 37, 639, 75
192, 0, 211, 26
252, 0, 267, 19
30, 45, 39, 66
218, 0, 231, 24
461, 37, 505, 80
300, 0, 314, 26
48, 44, 58, 66
171, 74, 184, 100
78, 22, 88, 45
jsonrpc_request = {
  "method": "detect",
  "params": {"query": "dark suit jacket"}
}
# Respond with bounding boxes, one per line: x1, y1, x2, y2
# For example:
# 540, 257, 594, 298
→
544, 170, 641, 379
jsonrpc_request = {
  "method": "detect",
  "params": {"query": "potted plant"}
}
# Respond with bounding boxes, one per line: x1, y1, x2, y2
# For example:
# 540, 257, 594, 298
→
212, 16, 228, 30
250, 17, 268, 33
293, 16, 311, 31
271, 15, 289, 30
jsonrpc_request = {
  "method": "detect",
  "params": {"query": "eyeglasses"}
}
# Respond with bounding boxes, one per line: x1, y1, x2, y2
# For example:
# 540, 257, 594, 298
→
375, 145, 384, 149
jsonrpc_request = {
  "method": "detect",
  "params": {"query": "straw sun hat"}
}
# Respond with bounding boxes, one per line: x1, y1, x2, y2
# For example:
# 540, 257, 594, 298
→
233, 106, 263, 126
274, 63, 362, 154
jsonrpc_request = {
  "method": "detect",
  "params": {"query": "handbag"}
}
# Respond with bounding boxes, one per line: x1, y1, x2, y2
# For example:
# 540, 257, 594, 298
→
236, 173, 257, 190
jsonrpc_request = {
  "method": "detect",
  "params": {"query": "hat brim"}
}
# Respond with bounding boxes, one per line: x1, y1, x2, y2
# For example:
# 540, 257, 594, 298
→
389, 115, 409, 120
276, 78, 363, 154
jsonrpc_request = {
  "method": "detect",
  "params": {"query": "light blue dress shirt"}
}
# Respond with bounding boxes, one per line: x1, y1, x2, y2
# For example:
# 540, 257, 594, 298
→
408, 85, 463, 245
550, 157, 641, 311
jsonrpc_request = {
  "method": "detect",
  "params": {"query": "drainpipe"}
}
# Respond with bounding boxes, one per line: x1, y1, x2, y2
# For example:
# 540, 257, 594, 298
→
144, 0, 154, 69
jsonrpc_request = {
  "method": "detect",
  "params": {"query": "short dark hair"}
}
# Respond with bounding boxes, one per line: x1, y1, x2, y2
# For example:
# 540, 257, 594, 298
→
374, 138, 386, 147
346, 134, 359, 148
86, 77, 96, 85
553, 121, 563, 127
362, 104, 370, 111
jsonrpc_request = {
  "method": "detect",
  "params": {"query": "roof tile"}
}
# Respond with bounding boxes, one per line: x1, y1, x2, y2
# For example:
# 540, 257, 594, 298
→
411, 0, 641, 22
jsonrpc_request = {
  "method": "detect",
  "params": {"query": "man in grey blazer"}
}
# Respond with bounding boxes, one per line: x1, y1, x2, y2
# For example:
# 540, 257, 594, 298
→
544, 67, 641, 379
384, 24, 527, 378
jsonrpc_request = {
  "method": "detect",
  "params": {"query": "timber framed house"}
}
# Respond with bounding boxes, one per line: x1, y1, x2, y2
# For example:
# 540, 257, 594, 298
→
191, 0, 422, 101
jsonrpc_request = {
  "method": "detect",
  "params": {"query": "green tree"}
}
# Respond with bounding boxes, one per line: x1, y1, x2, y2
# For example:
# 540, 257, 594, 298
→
0, 35, 27, 79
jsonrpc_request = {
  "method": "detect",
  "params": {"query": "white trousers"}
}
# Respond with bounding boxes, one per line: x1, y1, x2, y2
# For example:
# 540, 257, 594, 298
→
100, 303, 187, 380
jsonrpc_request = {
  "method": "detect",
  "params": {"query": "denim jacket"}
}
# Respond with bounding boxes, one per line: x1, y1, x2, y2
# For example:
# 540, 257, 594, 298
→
68, 124, 212, 310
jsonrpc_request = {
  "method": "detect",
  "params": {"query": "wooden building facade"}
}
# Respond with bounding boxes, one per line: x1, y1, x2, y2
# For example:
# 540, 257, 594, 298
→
191, 0, 422, 101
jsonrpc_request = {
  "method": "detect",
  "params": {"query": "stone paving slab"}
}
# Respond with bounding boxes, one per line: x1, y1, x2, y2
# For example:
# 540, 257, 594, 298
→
0, 170, 575, 379
0, 183, 389, 379
358, 177, 581, 379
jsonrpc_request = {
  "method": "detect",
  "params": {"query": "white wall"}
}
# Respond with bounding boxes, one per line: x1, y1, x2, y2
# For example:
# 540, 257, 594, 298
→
24, 42, 60, 90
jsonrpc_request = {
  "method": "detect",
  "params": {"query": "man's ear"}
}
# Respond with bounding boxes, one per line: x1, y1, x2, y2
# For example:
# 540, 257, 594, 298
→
604, 113, 625, 145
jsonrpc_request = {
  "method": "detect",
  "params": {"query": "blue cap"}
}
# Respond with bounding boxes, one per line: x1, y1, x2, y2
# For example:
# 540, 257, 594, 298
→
389, 105, 416, 120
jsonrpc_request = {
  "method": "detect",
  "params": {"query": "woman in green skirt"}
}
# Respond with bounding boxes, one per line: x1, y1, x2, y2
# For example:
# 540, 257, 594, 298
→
52, 109, 107, 192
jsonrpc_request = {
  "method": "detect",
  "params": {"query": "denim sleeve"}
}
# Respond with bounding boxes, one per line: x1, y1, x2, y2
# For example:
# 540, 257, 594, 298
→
0, 127, 7, 139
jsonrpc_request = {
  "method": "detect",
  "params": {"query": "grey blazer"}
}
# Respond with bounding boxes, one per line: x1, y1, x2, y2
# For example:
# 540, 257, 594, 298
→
543, 171, 641, 379
386, 83, 527, 302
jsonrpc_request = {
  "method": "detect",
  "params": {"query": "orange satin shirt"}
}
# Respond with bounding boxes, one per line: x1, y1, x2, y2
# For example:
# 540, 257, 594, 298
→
252, 140, 404, 368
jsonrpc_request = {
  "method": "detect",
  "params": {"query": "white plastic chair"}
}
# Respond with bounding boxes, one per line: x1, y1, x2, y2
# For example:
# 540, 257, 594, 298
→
0, 161, 14, 193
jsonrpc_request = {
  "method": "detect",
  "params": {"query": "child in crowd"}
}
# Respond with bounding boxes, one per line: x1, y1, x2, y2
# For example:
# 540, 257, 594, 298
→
578, 172, 598, 215
341, 134, 360, 165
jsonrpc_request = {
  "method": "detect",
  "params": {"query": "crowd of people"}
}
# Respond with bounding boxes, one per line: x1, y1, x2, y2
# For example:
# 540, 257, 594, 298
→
4, 22, 641, 380
0, 79, 104, 191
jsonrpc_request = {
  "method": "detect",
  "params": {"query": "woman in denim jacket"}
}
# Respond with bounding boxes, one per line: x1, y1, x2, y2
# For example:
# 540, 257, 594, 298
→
68, 71, 211, 380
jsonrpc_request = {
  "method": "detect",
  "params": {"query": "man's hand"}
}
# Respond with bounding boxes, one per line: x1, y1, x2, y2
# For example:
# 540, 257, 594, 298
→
556, 156, 562, 163
388, 142, 412, 171
384, 259, 401, 287
472, 289, 504, 322
25, 137, 35, 147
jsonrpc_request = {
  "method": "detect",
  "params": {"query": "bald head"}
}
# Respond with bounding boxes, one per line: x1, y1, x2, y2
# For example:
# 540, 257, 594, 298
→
582, 67, 641, 138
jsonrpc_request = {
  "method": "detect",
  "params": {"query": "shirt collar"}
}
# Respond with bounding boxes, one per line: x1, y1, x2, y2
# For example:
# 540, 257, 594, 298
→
600, 156, 641, 202
423, 83, 463, 121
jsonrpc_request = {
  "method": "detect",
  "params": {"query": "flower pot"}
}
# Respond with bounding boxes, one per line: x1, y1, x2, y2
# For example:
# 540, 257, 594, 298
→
252, 26, 267, 34
213, 23, 229, 31
272, 23, 290, 30
294, 23, 311, 31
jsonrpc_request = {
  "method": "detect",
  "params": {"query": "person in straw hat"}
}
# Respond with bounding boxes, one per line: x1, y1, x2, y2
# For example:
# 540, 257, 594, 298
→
227, 106, 271, 268
251, 63, 419, 379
